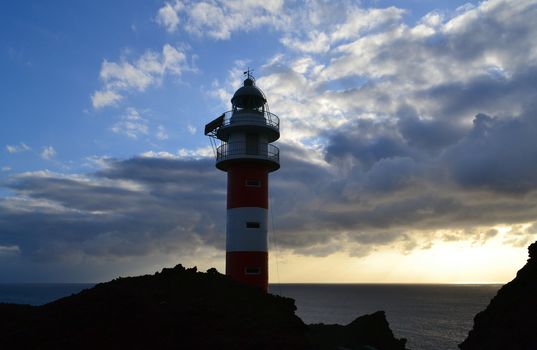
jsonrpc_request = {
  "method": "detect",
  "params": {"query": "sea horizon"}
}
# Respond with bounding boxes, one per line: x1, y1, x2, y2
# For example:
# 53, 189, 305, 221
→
0, 281, 505, 285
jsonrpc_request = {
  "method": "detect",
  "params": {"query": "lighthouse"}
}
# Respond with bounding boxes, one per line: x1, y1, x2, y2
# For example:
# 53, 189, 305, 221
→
205, 71, 280, 292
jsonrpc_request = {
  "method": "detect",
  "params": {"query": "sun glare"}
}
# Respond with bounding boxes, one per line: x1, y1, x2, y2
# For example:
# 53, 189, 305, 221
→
270, 233, 529, 284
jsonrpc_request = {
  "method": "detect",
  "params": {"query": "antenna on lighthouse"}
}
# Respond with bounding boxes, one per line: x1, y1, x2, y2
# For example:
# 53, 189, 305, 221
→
243, 68, 254, 81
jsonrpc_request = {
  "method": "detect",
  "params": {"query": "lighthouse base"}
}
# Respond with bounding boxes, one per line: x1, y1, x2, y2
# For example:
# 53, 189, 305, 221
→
226, 251, 268, 292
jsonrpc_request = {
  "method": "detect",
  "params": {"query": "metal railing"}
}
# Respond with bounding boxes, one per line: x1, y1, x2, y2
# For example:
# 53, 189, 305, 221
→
216, 142, 280, 163
220, 110, 279, 130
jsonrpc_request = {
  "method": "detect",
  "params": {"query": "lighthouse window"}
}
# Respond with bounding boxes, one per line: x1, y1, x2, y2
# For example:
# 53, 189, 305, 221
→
245, 267, 261, 275
245, 179, 261, 187
246, 222, 260, 229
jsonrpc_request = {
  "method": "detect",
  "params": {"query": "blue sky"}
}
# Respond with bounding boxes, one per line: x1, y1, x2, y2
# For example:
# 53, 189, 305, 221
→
1, 0, 537, 283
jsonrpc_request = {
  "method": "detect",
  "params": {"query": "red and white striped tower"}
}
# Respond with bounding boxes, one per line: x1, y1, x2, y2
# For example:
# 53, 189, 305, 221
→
205, 72, 280, 292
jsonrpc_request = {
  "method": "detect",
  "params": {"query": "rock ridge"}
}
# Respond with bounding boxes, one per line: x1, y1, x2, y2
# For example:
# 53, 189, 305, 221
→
0, 264, 408, 350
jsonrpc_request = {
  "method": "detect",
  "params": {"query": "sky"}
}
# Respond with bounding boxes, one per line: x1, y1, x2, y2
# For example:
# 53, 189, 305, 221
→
1, 0, 536, 283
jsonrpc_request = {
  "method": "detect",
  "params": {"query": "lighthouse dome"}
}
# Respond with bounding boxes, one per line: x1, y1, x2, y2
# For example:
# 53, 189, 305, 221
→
231, 78, 266, 109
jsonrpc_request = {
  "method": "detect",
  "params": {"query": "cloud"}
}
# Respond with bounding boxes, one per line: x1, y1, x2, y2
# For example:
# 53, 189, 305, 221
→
281, 31, 331, 54
40, 146, 56, 160
5, 143, 30, 154
156, 0, 287, 39
0, 157, 226, 273
186, 124, 196, 135
396, 107, 465, 153
91, 90, 122, 109
92, 44, 188, 109
140, 151, 178, 159
177, 146, 212, 159
442, 109, 537, 193
158, 0, 404, 49
329, 6, 405, 43
156, 125, 169, 140
324, 117, 416, 169
214, 0, 533, 150
111, 107, 149, 139
156, 1, 182, 32
0, 245, 20, 256
139, 146, 213, 159
279, 5, 405, 53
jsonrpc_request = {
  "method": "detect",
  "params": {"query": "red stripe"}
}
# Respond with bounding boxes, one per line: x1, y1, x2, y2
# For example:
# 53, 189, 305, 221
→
226, 251, 268, 292
227, 164, 268, 209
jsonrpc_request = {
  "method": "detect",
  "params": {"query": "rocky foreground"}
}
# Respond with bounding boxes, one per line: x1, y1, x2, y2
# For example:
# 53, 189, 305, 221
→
460, 241, 537, 349
0, 265, 408, 350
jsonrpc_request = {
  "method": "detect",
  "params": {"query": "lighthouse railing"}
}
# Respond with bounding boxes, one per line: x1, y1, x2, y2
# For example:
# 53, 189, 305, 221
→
221, 110, 279, 130
216, 142, 279, 163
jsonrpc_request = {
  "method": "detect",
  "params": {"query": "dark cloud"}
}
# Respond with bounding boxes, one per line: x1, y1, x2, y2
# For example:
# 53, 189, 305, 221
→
324, 118, 418, 169
442, 109, 537, 193
0, 157, 227, 281
363, 157, 419, 193
278, 97, 537, 251
418, 67, 537, 122
397, 105, 465, 152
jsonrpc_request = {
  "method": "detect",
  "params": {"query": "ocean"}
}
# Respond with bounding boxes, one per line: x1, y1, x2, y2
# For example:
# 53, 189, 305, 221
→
0, 283, 95, 306
0, 283, 500, 350
270, 284, 501, 350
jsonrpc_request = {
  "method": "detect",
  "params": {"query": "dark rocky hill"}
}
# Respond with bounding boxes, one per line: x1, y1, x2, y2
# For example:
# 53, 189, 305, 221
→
308, 311, 408, 350
459, 241, 537, 349
0, 264, 408, 350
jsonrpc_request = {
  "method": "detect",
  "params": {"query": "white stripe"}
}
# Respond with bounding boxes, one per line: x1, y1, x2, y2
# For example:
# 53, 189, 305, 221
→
226, 207, 268, 252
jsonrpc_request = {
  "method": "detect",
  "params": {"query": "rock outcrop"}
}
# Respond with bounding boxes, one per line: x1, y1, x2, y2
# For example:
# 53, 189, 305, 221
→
459, 241, 537, 350
308, 311, 408, 350
0, 264, 408, 350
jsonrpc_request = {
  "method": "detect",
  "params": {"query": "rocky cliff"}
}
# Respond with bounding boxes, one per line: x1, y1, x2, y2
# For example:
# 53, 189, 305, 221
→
0, 264, 408, 350
459, 241, 537, 349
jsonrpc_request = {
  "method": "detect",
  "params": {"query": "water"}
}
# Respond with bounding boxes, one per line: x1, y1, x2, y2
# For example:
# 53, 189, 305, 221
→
0, 283, 500, 350
270, 284, 501, 350
0, 283, 94, 306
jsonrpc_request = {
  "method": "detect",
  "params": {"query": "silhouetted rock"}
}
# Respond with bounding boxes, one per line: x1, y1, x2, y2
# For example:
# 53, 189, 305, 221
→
459, 240, 537, 350
0, 264, 407, 350
307, 311, 408, 350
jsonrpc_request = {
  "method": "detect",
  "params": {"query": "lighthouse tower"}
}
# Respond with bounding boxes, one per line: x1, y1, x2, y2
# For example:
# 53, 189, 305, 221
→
205, 72, 280, 292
